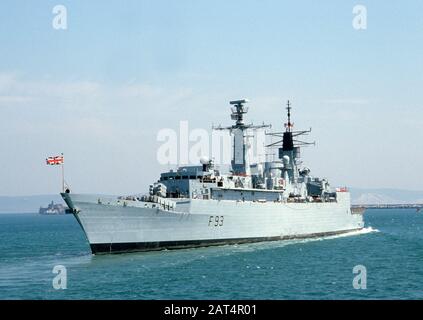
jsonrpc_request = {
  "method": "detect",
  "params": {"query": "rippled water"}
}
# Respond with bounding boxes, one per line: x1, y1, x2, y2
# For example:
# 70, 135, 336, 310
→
0, 209, 422, 299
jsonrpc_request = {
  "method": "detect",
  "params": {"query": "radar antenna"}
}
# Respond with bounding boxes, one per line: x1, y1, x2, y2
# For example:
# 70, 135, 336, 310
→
213, 99, 271, 176
213, 99, 270, 132
230, 99, 249, 127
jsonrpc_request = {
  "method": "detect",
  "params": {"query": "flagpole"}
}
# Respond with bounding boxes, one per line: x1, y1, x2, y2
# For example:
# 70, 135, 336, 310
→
61, 153, 65, 193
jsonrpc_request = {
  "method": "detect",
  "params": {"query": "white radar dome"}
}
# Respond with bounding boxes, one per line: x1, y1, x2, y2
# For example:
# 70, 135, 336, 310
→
200, 156, 210, 165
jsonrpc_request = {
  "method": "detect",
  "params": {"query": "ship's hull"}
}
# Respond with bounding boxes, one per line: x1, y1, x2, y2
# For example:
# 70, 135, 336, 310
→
62, 193, 364, 254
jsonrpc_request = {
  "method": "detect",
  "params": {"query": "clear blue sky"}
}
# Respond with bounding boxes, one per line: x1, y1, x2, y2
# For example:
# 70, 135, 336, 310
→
0, 1, 422, 195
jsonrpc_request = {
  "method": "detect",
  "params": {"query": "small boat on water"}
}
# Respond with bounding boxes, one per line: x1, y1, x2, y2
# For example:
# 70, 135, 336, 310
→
39, 201, 66, 215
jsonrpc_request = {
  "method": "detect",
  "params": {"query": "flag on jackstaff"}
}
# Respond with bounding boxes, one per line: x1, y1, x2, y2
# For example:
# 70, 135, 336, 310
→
46, 155, 64, 165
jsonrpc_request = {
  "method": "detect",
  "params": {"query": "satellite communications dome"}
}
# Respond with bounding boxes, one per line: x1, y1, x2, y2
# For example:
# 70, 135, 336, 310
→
200, 156, 210, 165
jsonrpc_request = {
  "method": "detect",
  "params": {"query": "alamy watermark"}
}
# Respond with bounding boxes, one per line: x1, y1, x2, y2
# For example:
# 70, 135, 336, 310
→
52, 5, 67, 30
352, 5, 367, 30
52, 265, 67, 290
352, 265, 367, 290
156, 121, 267, 166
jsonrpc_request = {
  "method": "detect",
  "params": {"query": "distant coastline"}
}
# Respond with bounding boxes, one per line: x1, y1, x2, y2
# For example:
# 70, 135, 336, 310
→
1, 188, 423, 214
352, 204, 423, 210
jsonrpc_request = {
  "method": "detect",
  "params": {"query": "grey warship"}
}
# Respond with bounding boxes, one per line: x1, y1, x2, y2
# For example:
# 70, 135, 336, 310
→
62, 99, 364, 254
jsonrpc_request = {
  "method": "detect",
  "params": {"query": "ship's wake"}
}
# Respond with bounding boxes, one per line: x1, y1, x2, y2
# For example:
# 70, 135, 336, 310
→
226, 227, 380, 254
322, 227, 379, 240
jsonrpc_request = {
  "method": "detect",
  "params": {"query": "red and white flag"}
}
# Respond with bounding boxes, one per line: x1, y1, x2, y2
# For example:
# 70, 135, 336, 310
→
46, 155, 64, 165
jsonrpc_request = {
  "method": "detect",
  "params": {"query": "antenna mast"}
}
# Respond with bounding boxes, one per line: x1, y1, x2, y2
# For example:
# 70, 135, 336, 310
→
213, 99, 270, 175
266, 100, 315, 151
286, 100, 293, 132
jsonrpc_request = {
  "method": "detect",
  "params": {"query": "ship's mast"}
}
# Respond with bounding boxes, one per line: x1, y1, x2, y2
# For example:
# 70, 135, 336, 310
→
282, 100, 294, 152
214, 99, 270, 175
266, 100, 315, 153
265, 100, 315, 182
286, 100, 292, 132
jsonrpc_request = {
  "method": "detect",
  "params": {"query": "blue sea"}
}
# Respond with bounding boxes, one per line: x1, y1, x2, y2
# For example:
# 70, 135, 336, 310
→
0, 209, 422, 300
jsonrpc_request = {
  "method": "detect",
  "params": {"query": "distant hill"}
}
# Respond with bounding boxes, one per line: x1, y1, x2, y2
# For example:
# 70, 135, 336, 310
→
0, 195, 64, 214
350, 188, 423, 205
